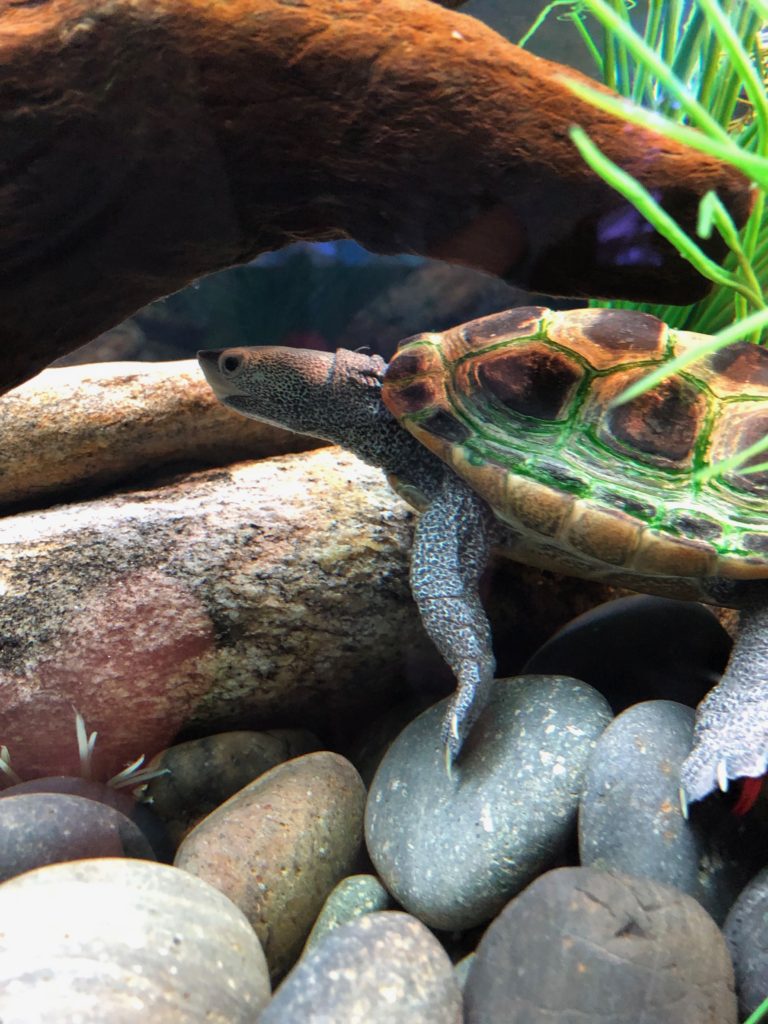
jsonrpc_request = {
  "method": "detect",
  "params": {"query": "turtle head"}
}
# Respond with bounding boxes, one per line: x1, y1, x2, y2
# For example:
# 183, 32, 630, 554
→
198, 345, 388, 445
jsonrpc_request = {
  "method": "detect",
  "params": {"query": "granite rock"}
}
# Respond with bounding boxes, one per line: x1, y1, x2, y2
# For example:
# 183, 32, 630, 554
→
724, 866, 768, 1018
0, 792, 155, 880
0, 360, 321, 513
524, 595, 731, 713
261, 911, 462, 1024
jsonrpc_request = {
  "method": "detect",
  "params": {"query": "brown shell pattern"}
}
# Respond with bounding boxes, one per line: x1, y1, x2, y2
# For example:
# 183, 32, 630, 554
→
382, 307, 768, 600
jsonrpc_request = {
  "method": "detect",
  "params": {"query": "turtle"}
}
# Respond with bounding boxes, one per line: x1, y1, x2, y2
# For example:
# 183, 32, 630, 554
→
198, 305, 768, 809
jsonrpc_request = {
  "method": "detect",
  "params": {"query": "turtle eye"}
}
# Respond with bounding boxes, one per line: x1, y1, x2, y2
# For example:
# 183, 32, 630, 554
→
220, 353, 242, 375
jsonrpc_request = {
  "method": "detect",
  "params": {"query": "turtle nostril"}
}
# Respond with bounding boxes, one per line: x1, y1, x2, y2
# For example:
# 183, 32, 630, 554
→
221, 353, 242, 374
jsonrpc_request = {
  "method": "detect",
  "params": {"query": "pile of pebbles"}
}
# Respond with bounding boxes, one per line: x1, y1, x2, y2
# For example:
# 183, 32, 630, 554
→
1, 596, 767, 1022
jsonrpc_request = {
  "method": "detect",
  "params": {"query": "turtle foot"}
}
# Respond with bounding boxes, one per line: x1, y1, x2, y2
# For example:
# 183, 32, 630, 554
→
680, 593, 768, 811
439, 663, 495, 775
680, 687, 768, 807
680, 748, 768, 808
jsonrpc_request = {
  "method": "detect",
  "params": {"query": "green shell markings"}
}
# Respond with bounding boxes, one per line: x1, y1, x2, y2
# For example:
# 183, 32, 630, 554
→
383, 306, 768, 600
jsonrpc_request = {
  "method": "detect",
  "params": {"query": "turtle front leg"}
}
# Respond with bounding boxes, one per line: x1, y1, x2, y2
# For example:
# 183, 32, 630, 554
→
681, 587, 768, 808
410, 475, 497, 769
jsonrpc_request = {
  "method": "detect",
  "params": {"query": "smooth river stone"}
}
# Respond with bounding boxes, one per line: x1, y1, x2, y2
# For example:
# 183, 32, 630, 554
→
175, 750, 366, 981
0, 792, 155, 881
144, 728, 321, 846
365, 675, 612, 930
1, 775, 171, 861
523, 595, 730, 713
261, 911, 462, 1024
303, 873, 393, 953
464, 867, 737, 1023
579, 700, 760, 924
0, 857, 270, 1022
724, 866, 768, 1018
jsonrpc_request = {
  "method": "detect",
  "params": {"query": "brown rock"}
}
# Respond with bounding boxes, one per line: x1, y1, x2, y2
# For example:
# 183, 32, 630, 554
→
0, 359, 322, 513
0, 444, 613, 783
464, 867, 737, 1023
0, 448, 421, 780
0, 0, 751, 391
144, 729, 322, 847
175, 751, 366, 981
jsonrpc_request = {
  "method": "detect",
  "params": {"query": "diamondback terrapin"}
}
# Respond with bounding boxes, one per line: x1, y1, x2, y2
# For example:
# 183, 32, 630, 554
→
198, 306, 768, 807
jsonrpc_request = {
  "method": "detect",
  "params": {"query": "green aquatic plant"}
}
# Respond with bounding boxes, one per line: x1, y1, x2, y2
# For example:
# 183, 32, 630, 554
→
745, 997, 768, 1024
523, 0, 768, 479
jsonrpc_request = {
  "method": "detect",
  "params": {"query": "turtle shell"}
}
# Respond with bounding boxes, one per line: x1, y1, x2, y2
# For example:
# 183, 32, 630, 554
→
382, 306, 768, 603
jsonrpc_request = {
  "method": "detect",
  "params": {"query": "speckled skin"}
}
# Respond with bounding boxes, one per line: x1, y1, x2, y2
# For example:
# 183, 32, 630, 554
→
198, 345, 496, 759
199, 339, 768, 802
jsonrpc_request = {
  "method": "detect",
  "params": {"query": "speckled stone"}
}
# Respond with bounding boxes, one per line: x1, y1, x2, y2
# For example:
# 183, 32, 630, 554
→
303, 874, 393, 953
724, 866, 768, 1018
0, 857, 270, 1021
0, 792, 155, 880
464, 867, 736, 1023
365, 675, 612, 930
579, 700, 759, 924
261, 911, 462, 1023
144, 728, 321, 845
175, 750, 366, 981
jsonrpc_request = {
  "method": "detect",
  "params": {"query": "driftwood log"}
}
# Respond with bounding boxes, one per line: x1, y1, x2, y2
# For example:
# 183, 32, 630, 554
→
0, 0, 753, 392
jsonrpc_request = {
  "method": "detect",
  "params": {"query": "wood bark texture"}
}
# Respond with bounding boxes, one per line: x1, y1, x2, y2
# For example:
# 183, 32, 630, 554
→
0, 0, 752, 391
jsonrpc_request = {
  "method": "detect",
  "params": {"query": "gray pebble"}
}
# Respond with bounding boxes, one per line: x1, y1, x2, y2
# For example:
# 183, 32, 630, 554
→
579, 700, 758, 923
261, 911, 462, 1023
724, 866, 768, 1018
0, 857, 270, 1021
303, 873, 393, 953
0, 792, 155, 881
465, 867, 736, 1023
365, 675, 612, 930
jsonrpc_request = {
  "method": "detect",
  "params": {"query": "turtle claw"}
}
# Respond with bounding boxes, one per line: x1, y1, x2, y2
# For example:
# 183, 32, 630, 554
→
716, 760, 729, 793
678, 786, 689, 821
441, 708, 464, 779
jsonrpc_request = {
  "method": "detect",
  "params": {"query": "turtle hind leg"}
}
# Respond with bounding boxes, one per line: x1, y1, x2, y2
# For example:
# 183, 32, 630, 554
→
410, 475, 497, 768
681, 586, 768, 807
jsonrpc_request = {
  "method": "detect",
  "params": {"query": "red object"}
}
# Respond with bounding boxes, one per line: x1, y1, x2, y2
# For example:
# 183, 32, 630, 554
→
732, 775, 764, 815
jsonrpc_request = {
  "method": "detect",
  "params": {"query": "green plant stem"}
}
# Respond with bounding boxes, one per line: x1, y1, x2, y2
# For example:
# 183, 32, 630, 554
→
615, 308, 768, 406
572, 0, 733, 138
743, 995, 768, 1024
569, 126, 764, 306
564, 78, 768, 190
